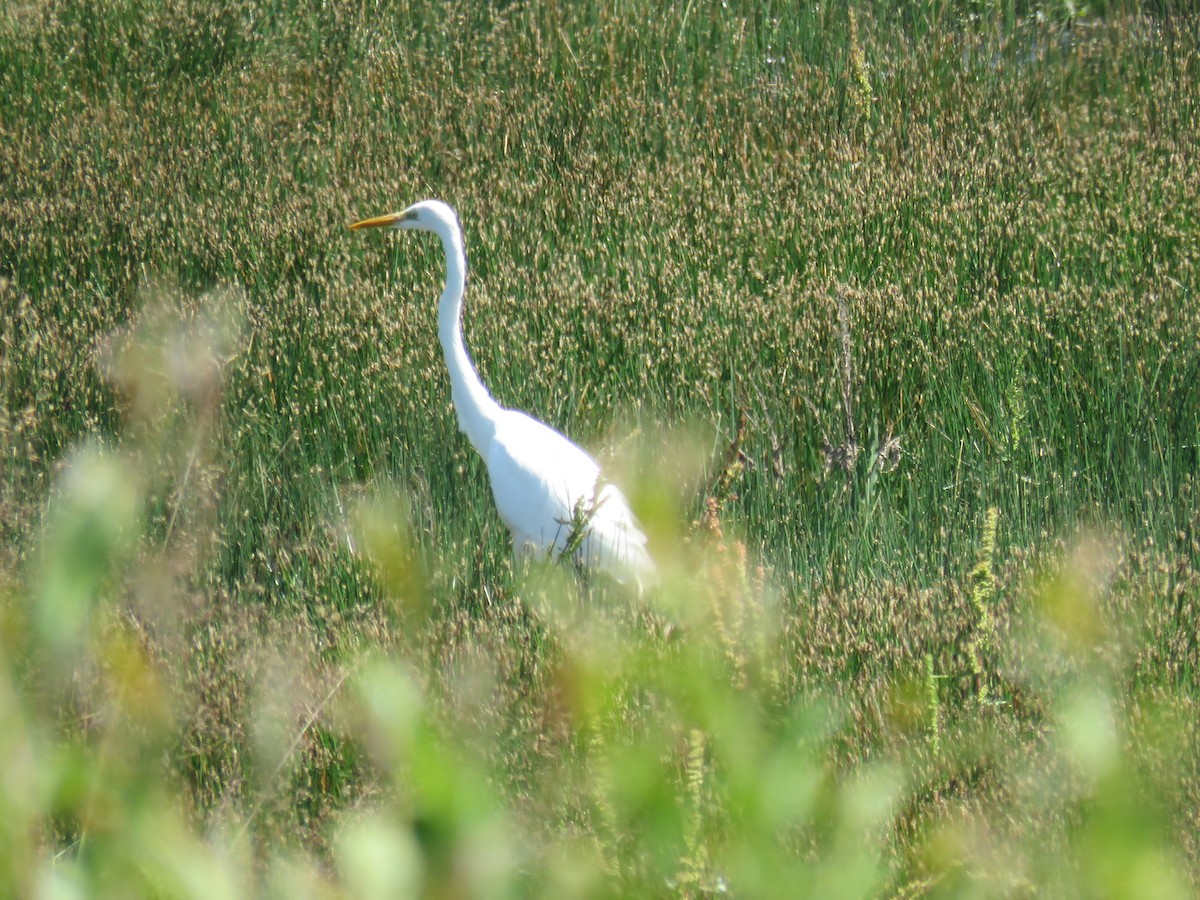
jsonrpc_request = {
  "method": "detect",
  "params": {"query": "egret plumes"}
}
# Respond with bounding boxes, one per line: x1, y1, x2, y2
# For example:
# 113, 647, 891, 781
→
351, 200, 654, 587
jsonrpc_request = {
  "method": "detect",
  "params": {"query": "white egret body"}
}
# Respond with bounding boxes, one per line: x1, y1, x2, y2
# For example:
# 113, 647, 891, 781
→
351, 200, 653, 586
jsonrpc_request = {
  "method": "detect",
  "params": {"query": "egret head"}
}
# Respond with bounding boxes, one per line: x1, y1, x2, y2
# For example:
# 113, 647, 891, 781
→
350, 199, 459, 236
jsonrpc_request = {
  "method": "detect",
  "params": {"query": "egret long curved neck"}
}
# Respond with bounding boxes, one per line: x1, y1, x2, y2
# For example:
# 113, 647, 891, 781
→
434, 220, 502, 455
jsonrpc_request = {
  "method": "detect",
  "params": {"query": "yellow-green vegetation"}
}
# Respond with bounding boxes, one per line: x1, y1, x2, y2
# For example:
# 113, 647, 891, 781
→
2, 0, 1199, 895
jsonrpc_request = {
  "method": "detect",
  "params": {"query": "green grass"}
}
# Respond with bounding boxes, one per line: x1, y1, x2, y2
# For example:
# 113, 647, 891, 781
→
2, 0, 1200, 895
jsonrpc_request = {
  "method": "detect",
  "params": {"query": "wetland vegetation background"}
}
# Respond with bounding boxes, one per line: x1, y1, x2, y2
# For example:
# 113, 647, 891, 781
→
1, 0, 1199, 895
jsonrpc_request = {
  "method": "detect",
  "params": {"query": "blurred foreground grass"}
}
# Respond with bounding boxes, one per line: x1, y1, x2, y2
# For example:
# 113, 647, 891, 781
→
6, 347, 1197, 896
2, 0, 1200, 895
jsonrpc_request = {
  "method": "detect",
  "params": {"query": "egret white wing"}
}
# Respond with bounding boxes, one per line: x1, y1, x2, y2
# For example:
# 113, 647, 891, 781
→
486, 410, 652, 584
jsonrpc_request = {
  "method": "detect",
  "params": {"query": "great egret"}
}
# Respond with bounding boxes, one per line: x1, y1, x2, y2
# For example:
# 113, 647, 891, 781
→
351, 200, 654, 586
